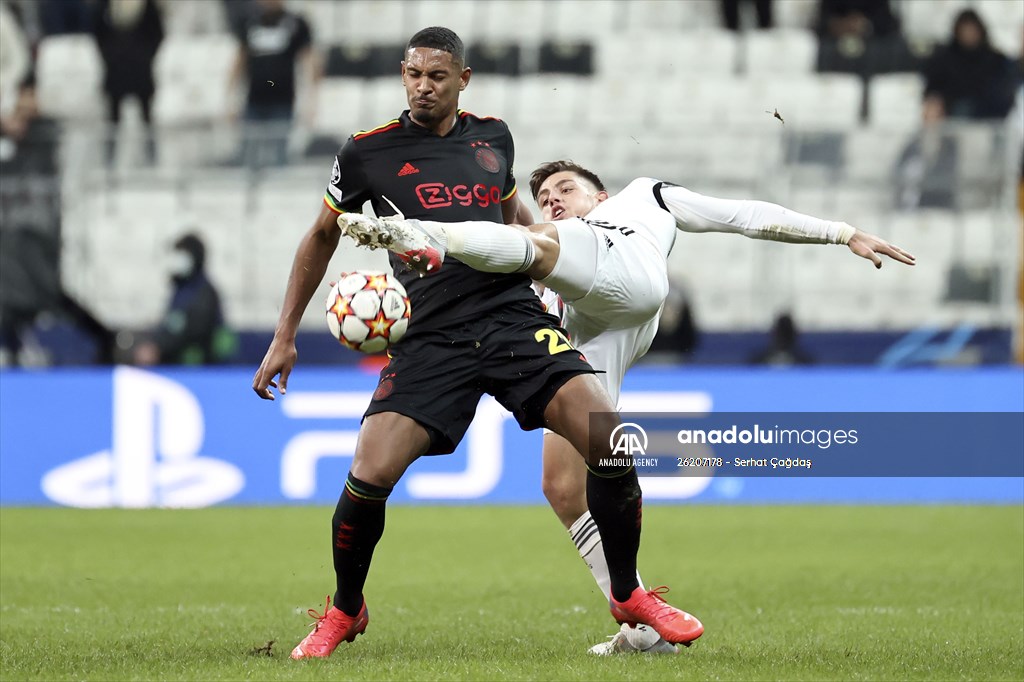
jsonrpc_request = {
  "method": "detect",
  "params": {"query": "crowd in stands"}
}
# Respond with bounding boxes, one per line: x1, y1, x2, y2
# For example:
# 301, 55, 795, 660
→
0, 0, 1021, 367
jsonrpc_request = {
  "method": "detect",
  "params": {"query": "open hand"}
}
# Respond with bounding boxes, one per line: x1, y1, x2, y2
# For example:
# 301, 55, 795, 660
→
847, 230, 916, 269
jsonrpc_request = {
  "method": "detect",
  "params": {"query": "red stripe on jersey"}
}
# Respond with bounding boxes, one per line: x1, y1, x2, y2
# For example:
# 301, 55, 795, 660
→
459, 110, 502, 122
354, 121, 401, 140
500, 185, 518, 202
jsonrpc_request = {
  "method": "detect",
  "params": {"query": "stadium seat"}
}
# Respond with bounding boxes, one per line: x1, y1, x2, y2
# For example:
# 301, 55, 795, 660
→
624, 0, 689, 31
743, 29, 817, 75
512, 76, 589, 133
162, 0, 228, 36
867, 73, 924, 131
467, 43, 523, 76
361, 80, 411, 129
313, 78, 367, 141
333, 0, 414, 43
407, 0, 479, 42
772, 0, 818, 30
35, 35, 104, 120
153, 35, 238, 123
672, 29, 741, 75
843, 126, 910, 184
460, 76, 515, 120
582, 76, 652, 133
290, 0, 346, 44
834, 184, 892, 215
537, 40, 594, 75
544, 0, 622, 41
648, 75, 731, 132
898, 0, 975, 45
958, 210, 1001, 264
324, 44, 402, 78
772, 73, 863, 131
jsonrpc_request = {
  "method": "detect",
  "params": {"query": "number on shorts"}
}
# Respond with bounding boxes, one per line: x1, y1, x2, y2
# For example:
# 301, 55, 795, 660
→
535, 328, 573, 354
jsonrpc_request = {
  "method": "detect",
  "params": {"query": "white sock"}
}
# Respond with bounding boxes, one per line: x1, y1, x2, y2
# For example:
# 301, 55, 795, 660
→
420, 220, 535, 273
569, 510, 645, 603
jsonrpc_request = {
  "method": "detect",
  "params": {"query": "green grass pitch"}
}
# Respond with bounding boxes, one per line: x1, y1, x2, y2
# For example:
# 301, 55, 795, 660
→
1, 505, 1022, 681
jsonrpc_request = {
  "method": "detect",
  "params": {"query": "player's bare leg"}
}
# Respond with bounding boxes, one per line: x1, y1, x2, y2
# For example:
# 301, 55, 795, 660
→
292, 412, 430, 659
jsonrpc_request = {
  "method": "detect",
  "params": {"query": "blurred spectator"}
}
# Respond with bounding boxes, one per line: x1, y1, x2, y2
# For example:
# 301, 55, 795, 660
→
923, 9, 1017, 121
0, 1, 30, 120
222, 0, 255, 37
749, 313, 815, 366
721, 0, 773, 32
92, 0, 164, 165
229, 0, 319, 168
38, 0, 93, 36
1, 80, 115, 366
133, 234, 235, 366
816, 0, 899, 41
815, 0, 912, 76
893, 96, 958, 210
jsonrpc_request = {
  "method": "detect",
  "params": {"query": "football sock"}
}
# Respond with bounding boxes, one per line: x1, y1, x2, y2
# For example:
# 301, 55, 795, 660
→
332, 473, 392, 617
585, 463, 643, 603
420, 220, 536, 273
541, 219, 599, 300
569, 510, 646, 602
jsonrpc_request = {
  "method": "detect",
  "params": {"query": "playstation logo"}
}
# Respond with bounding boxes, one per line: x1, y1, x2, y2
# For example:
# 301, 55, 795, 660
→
41, 367, 243, 508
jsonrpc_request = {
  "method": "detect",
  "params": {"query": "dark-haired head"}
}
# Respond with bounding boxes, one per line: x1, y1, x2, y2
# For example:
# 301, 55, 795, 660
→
407, 26, 465, 68
951, 9, 990, 51
529, 160, 606, 201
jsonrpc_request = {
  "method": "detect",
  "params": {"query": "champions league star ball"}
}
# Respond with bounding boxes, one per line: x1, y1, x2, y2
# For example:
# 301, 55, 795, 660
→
326, 271, 410, 353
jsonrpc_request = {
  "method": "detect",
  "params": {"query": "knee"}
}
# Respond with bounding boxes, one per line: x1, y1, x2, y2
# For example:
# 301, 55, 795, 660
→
542, 469, 587, 526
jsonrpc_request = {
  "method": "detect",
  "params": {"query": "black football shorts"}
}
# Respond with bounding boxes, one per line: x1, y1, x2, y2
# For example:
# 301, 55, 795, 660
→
363, 308, 596, 454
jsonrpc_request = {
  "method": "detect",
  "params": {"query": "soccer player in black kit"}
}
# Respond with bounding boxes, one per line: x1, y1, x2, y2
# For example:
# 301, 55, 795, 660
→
252, 27, 702, 659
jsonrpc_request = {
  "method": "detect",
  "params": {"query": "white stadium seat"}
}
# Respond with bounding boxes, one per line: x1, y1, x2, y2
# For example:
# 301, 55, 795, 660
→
153, 35, 238, 123
624, 0, 690, 31
583, 76, 652, 133
314, 78, 368, 139
473, 1, 545, 42
867, 73, 924, 131
843, 126, 911, 183
897, 0, 968, 45
743, 28, 817, 75
544, 0, 622, 40
671, 29, 740, 75
336, 0, 413, 43
407, 0, 479, 43
460, 77, 515, 120
511, 76, 589, 132
797, 73, 863, 129
35, 36, 104, 120
772, 0, 818, 30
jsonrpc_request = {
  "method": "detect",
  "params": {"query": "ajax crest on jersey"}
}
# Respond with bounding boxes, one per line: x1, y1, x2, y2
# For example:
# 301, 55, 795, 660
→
326, 271, 411, 354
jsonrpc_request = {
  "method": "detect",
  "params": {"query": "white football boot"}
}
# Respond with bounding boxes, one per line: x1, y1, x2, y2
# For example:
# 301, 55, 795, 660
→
337, 213, 445, 277
588, 623, 680, 656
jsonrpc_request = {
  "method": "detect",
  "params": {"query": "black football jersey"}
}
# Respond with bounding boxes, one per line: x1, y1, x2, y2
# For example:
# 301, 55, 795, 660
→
323, 110, 540, 335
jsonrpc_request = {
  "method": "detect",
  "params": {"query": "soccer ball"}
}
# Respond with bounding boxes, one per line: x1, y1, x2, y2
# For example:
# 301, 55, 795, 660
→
326, 271, 410, 353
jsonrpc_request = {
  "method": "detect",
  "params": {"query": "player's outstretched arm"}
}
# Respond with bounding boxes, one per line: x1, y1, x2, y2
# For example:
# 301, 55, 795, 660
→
652, 180, 915, 267
846, 229, 916, 269
253, 204, 342, 400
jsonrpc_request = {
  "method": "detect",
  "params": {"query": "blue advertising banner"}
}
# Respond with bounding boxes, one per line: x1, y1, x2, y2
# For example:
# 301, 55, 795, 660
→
1, 366, 1021, 507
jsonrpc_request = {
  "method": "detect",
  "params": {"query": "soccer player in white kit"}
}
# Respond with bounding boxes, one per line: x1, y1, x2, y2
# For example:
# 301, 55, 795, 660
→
338, 159, 916, 654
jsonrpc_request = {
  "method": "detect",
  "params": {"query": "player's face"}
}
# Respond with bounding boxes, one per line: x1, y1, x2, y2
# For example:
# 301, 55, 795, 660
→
536, 171, 608, 222
401, 48, 470, 129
